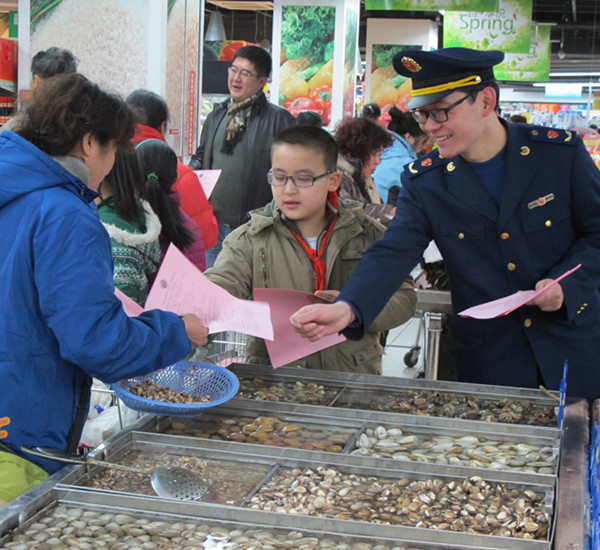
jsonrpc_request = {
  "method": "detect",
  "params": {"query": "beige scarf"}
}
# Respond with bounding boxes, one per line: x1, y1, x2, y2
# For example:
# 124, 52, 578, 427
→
221, 91, 264, 155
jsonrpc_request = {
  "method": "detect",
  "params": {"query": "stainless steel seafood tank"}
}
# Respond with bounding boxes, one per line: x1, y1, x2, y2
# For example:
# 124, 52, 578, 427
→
0, 366, 589, 549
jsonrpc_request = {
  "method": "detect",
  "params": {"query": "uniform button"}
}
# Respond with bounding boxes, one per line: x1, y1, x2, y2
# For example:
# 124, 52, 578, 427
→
507, 262, 516, 271
545, 220, 552, 227
500, 232, 510, 240
523, 318, 532, 328
458, 232, 465, 239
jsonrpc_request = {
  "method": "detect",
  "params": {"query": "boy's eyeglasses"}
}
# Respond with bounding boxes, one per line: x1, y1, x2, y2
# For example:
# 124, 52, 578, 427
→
411, 91, 476, 124
267, 171, 334, 188
228, 65, 259, 79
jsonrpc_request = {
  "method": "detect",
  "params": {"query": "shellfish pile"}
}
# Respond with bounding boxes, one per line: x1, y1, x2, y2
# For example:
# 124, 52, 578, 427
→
164, 415, 353, 452
248, 466, 549, 540
351, 426, 556, 474
2, 505, 431, 550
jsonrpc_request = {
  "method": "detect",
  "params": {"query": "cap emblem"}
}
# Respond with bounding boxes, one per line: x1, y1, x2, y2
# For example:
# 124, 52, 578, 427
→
402, 57, 422, 72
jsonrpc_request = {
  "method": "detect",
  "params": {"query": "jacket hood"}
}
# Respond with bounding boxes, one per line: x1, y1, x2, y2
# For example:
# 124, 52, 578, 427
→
100, 199, 162, 246
132, 124, 166, 146
0, 131, 95, 209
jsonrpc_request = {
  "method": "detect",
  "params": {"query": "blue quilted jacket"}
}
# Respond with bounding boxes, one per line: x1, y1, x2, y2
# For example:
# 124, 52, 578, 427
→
0, 131, 191, 473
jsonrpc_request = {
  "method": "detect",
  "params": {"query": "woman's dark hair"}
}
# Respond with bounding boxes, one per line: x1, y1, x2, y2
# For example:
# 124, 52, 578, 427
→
334, 117, 392, 166
387, 107, 426, 139
135, 140, 195, 251
100, 150, 146, 223
16, 73, 134, 156
126, 89, 169, 131
273, 125, 338, 171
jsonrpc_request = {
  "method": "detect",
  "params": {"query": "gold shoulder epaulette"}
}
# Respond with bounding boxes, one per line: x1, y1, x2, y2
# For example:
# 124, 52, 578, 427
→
528, 127, 576, 145
405, 150, 444, 178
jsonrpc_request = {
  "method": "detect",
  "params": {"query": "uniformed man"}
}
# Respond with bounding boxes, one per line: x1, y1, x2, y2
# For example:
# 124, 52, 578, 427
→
291, 47, 600, 403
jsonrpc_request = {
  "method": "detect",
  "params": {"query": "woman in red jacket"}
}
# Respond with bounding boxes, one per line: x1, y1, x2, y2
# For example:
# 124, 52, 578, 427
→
126, 89, 218, 252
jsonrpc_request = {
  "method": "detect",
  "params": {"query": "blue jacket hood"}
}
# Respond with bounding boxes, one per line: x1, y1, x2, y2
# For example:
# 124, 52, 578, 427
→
0, 131, 97, 209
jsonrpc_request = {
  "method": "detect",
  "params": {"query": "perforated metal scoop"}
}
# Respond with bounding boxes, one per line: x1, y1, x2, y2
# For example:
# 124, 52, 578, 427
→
150, 465, 209, 500
22, 446, 209, 500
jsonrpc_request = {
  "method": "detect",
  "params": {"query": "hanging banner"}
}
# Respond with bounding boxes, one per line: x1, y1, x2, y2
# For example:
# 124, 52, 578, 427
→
343, 7, 359, 118
366, 0, 498, 10
494, 24, 551, 82
279, 5, 336, 124
443, 0, 533, 54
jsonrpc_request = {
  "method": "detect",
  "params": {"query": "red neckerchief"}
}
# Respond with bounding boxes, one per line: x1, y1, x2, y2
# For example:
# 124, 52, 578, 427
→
287, 191, 338, 291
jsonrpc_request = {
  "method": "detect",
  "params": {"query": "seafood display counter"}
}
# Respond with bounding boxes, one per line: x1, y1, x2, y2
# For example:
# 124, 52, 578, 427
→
0, 366, 589, 550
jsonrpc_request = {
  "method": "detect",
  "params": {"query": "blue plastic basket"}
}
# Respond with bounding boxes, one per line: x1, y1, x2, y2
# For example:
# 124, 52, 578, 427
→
110, 361, 240, 417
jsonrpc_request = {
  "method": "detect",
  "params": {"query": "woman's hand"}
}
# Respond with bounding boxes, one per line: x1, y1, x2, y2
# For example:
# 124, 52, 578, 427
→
181, 314, 209, 347
290, 301, 355, 342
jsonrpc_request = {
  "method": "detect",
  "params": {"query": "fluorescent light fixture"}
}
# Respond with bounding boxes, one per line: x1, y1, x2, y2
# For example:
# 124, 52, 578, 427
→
549, 72, 600, 77
533, 82, 600, 87
543, 83, 583, 98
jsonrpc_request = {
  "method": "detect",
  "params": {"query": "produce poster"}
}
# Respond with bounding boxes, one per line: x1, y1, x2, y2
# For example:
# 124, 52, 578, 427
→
343, 8, 359, 119
494, 24, 551, 82
279, 5, 335, 124
443, 0, 533, 54
369, 43, 419, 118
365, 0, 498, 10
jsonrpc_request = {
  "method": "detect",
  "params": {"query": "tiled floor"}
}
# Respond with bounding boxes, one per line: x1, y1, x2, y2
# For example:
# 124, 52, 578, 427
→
381, 315, 426, 379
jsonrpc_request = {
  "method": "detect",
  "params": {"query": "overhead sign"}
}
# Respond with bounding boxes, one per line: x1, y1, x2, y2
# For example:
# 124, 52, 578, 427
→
494, 24, 551, 82
443, 0, 533, 54
365, 0, 498, 10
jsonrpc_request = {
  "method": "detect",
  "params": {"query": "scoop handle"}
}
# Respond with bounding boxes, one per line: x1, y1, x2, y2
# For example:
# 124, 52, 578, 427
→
21, 446, 150, 473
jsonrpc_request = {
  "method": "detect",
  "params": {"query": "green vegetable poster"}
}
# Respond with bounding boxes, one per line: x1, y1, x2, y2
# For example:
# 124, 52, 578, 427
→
279, 5, 336, 124
443, 0, 533, 54
494, 24, 550, 82
365, 0, 498, 10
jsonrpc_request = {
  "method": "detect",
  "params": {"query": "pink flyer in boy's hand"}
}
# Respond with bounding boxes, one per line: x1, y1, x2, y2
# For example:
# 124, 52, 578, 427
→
253, 288, 346, 368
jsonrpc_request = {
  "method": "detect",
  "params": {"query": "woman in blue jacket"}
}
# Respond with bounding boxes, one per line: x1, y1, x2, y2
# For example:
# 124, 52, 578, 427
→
373, 107, 431, 205
0, 73, 208, 504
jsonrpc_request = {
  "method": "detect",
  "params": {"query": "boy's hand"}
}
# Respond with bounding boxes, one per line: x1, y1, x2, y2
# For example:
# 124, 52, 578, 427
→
314, 290, 339, 303
290, 301, 355, 342
181, 314, 209, 347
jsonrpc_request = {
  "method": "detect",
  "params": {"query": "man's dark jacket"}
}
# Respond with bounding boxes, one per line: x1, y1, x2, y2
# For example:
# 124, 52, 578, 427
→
189, 95, 295, 226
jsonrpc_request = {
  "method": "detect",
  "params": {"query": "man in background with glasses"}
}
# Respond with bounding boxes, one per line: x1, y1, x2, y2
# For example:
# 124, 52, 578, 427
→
205, 125, 415, 373
189, 45, 295, 267
292, 47, 600, 403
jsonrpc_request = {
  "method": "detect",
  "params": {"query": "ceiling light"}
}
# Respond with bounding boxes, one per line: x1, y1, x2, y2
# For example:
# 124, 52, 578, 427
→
205, 10, 227, 41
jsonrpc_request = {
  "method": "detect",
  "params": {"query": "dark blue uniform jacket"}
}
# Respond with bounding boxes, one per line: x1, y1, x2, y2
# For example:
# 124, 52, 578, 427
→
340, 121, 600, 401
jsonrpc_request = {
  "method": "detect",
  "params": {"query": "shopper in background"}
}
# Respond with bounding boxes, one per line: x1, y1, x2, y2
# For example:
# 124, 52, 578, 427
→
1, 46, 78, 133
291, 47, 600, 404
334, 117, 395, 226
205, 125, 415, 373
30, 46, 78, 87
373, 106, 431, 205
296, 110, 325, 127
361, 102, 381, 123
0, 73, 207, 504
97, 150, 162, 305
188, 45, 295, 267
136, 139, 206, 272
509, 114, 528, 123
126, 89, 218, 254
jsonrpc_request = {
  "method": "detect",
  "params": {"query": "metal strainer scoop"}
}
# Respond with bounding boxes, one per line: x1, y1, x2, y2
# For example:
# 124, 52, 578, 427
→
21, 446, 209, 500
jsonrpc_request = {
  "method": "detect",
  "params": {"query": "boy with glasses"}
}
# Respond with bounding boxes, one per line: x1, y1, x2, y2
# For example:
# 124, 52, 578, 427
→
205, 125, 416, 374
189, 46, 295, 267
292, 47, 600, 404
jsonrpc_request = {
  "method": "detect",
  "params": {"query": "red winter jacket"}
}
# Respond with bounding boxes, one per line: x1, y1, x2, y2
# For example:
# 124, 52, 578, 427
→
132, 125, 218, 249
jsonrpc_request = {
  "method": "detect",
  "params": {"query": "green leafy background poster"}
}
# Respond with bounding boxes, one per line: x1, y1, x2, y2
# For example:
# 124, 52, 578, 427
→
494, 24, 550, 82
